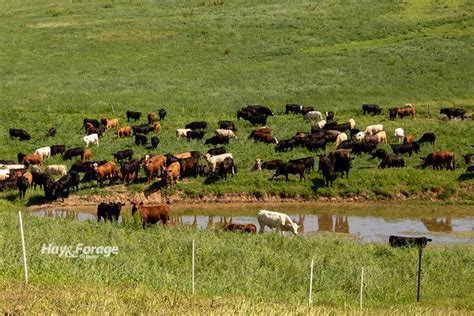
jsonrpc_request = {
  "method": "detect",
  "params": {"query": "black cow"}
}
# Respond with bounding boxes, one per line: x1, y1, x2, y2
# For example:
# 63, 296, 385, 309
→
285, 104, 301, 114
9, 128, 31, 141
362, 104, 382, 115
50, 144, 66, 156
275, 139, 295, 152
207, 147, 226, 156
186, 130, 206, 141
185, 121, 208, 130
254, 159, 283, 171
158, 109, 167, 121
17, 176, 29, 199
120, 159, 140, 183
337, 140, 357, 150
69, 170, 80, 192
32, 168, 47, 190
70, 161, 96, 173
82, 118, 100, 129
43, 176, 55, 201
379, 156, 405, 169
390, 142, 420, 156
247, 114, 267, 126
300, 106, 314, 115
349, 128, 361, 139
325, 111, 334, 123
97, 202, 125, 222
329, 151, 352, 178
113, 149, 134, 162
218, 120, 237, 131
463, 154, 474, 164
46, 127, 56, 137
389, 236, 432, 248
271, 161, 306, 181
244, 105, 274, 116
305, 138, 327, 152
218, 157, 235, 180
151, 136, 160, 149
205, 135, 230, 146
135, 134, 148, 146
389, 108, 398, 120
87, 126, 106, 137
417, 132, 436, 146
132, 124, 153, 135
63, 147, 84, 161
289, 157, 314, 173
352, 142, 378, 155
54, 173, 73, 200
180, 156, 200, 178
126, 111, 142, 121
440, 108, 466, 120
318, 155, 337, 187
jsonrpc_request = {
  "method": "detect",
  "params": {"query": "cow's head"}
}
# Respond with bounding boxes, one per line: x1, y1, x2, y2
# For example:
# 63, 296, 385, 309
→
290, 222, 300, 235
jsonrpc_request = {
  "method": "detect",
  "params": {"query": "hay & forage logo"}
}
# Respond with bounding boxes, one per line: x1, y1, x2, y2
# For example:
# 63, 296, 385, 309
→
41, 243, 119, 259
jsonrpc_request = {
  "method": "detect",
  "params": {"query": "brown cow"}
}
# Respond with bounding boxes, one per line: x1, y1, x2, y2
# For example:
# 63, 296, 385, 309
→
94, 161, 116, 187
164, 162, 180, 187
84, 122, 94, 134
147, 113, 156, 125
145, 155, 166, 183
117, 126, 132, 137
21, 154, 42, 167
23, 172, 33, 187
131, 201, 170, 229
106, 118, 119, 129
153, 123, 161, 133
421, 152, 455, 171
403, 135, 414, 143
225, 223, 257, 233
174, 152, 192, 160
397, 107, 416, 119
82, 148, 92, 162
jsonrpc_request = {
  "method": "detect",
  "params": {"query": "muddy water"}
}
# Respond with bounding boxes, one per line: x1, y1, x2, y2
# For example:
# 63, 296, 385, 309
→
30, 203, 474, 244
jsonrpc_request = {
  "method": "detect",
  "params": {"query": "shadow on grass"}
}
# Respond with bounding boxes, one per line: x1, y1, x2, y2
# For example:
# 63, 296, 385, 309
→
458, 173, 473, 181
26, 195, 49, 206
203, 176, 221, 185
311, 177, 329, 191
144, 179, 167, 195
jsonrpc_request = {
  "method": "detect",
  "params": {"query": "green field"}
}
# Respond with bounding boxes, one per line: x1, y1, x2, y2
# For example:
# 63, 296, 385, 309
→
0, 0, 474, 313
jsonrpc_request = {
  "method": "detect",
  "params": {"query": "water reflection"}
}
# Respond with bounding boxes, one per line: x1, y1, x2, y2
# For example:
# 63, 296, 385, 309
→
422, 218, 453, 232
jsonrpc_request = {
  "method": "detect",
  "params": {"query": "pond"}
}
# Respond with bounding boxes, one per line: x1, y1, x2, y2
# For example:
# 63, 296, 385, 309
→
30, 202, 474, 245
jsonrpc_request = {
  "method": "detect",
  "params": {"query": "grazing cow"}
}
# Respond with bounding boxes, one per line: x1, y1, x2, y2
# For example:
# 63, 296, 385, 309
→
113, 149, 134, 162
421, 152, 455, 171
83, 133, 99, 147
203, 153, 234, 174
152, 123, 161, 133
417, 132, 436, 146
81, 149, 92, 162
185, 121, 208, 130
365, 124, 384, 136
349, 128, 361, 139
397, 106, 416, 119
271, 161, 306, 181
21, 154, 42, 167
325, 111, 334, 123
106, 118, 119, 129
218, 120, 237, 131
147, 113, 156, 125
207, 147, 226, 156
34, 146, 51, 160
9, 128, 31, 141
126, 111, 141, 121
354, 131, 366, 142
117, 126, 132, 137
151, 136, 160, 149
252, 159, 283, 171
131, 201, 170, 229
248, 130, 278, 144
225, 223, 257, 233
164, 162, 180, 187
337, 140, 358, 150
335, 133, 348, 147
186, 130, 206, 141
389, 108, 398, 120
318, 154, 337, 187
362, 104, 382, 115
440, 108, 466, 120
53, 173, 73, 200
257, 210, 299, 235
390, 142, 420, 156
285, 104, 301, 114
394, 128, 405, 143
205, 135, 231, 146
303, 111, 323, 121
87, 126, 106, 137
389, 235, 432, 248
181, 156, 200, 178
176, 128, 192, 139
244, 105, 274, 116
119, 159, 141, 183
97, 202, 125, 222
374, 131, 387, 143
158, 109, 167, 121
44, 165, 67, 177
352, 141, 378, 155
215, 129, 237, 139
289, 157, 314, 173
46, 127, 56, 137
132, 124, 154, 135
50, 144, 66, 156
305, 138, 327, 152
82, 118, 100, 130
379, 155, 405, 169
135, 134, 148, 146
94, 161, 116, 187
275, 139, 295, 152
145, 155, 166, 183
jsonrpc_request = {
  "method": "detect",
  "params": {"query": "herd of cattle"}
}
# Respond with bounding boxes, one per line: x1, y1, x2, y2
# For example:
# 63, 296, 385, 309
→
0, 103, 472, 201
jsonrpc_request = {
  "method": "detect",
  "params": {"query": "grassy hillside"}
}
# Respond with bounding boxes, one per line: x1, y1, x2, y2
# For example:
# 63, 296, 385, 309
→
1, 210, 473, 313
0, 0, 473, 205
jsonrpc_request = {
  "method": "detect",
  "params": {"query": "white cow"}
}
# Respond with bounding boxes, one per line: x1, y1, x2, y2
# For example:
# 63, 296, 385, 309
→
257, 210, 299, 235
354, 131, 367, 142
394, 128, 405, 143
83, 133, 99, 147
303, 111, 323, 121
0, 169, 10, 181
44, 165, 67, 177
34, 146, 51, 160
348, 118, 356, 129
316, 119, 326, 129
176, 128, 192, 139
335, 133, 348, 147
215, 129, 237, 139
365, 124, 384, 136
203, 153, 233, 173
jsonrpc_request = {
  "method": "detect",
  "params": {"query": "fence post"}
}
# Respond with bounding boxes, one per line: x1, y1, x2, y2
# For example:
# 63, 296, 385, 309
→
192, 239, 195, 295
417, 248, 422, 302
360, 267, 364, 308
308, 258, 314, 305
18, 211, 28, 284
